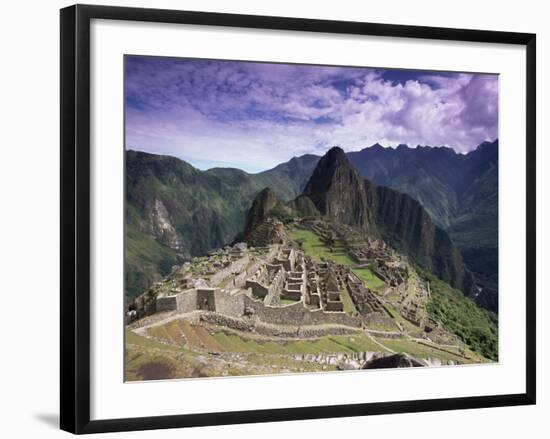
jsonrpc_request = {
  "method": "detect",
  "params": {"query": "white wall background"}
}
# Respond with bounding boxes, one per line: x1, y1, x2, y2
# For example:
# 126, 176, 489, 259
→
0, 0, 546, 437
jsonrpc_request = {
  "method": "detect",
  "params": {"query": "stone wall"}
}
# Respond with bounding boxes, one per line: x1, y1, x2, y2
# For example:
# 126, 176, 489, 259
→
214, 290, 245, 317
156, 295, 178, 312
209, 255, 250, 286
281, 289, 302, 301
246, 279, 269, 298
242, 296, 362, 327
325, 301, 344, 312
227, 260, 262, 289
274, 248, 296, 271
176, 289, 198, 312
156, 289, 199, 313
197, 288, 217, 311
198, 312, 358, 338
246, 264, 285, 302
158, 288, 363, 327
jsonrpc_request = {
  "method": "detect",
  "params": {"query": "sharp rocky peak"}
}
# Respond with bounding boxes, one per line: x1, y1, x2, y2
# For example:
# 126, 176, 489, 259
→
303, 146, 375, 233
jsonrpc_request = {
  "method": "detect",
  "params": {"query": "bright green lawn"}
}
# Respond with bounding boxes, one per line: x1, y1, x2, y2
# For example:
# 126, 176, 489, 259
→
289, 229, 356, 265
289, 229, 385, 291
351, 268, 385, 291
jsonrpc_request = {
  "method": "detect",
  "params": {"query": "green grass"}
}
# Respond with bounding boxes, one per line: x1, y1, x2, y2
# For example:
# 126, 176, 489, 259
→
351, 268, 385, 291
144, 321, 392, 355
125, 328, 185, 353
219, 331, 386, 355
125, 225, 180, 298
329, 335, 389, 352
339, 288, 358, 316
289, 229, 356, 265
211, 332, 250, 353
142, 317, 483, 363
373, 337, 470, 363
280, 299, 299, 305
382, 304, 423, 335
289, 229, 386, 292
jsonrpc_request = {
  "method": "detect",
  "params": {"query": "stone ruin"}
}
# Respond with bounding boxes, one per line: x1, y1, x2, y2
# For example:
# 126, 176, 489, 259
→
128, 234, 395, 333
148, 239, 389, 329
345, 272, 385, 316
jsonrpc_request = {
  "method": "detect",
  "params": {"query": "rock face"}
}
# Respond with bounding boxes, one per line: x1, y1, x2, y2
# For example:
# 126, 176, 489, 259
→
239, 188, 288, 247
287, 194, 320, 219
148, 199, 186, 253
242, 187, 279, 239
303, 147, 375, 234
362, 353, 426, 369
364, 180, 473, 294
300, 146, 470, 294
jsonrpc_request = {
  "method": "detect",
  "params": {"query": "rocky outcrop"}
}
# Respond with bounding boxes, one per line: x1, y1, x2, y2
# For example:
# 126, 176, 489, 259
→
287, 194, 320, 219
149, 199, 186, 253
241, 187, 279, 239
239, 188, 289, 247
303, 147, 375, 234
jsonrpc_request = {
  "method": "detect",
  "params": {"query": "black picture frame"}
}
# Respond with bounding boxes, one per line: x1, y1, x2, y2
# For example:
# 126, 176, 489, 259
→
60, 4, 536, 434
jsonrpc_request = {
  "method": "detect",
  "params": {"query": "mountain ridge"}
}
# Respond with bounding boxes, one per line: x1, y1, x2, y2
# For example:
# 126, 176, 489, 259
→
125, 141, 497, 310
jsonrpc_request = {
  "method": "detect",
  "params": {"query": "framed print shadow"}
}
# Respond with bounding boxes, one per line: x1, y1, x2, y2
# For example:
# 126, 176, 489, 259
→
60, 4, 536, 435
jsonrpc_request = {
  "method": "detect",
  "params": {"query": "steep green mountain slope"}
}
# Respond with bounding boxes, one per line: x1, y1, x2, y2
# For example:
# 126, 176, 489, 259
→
303, 147, 375, 233
423, 269, 498, 361
125, 150, 317, 298
348, 141, 498, 311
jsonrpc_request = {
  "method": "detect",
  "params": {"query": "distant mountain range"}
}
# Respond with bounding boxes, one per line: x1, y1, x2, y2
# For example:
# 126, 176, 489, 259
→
348, 141, 498, 311
125, 140, 497, 311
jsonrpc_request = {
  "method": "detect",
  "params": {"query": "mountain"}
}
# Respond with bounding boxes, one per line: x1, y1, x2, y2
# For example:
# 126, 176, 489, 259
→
364, 181, 473, 294
254, 154, 319, 201
241, 147, 472, 296
346, 141, 498, 244
125, 150, 318, 298
303, 147, 375, 233
241, 187, 279, 239
347, 140, 498, 310
448, 142, 498, 310
348, 143, 462, 227
313, 150, 474, 294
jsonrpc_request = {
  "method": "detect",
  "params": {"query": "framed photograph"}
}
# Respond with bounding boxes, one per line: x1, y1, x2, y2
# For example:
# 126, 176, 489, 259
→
60, 4, 536, 434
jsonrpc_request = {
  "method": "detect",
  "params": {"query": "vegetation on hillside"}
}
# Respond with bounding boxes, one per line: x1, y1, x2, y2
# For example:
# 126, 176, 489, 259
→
125, 225, 181, 298
125, 150, 317, 298
349, 141, 499, 311
423, 270, 498, 361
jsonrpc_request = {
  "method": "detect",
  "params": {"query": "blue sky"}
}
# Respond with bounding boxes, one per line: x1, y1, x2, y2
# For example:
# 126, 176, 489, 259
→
125, 56, 498, 173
